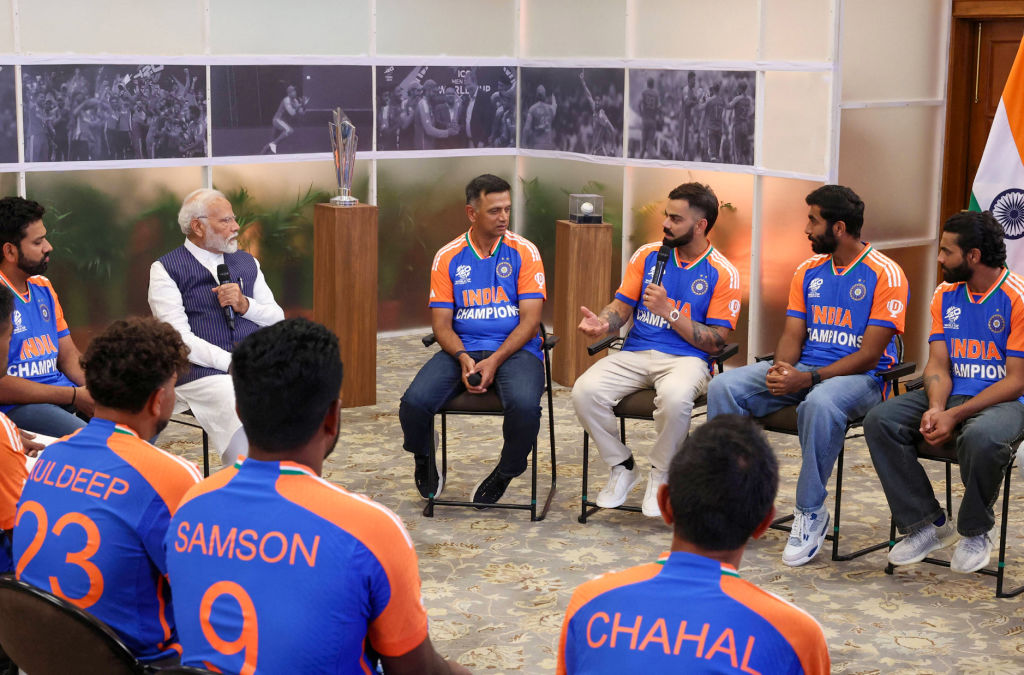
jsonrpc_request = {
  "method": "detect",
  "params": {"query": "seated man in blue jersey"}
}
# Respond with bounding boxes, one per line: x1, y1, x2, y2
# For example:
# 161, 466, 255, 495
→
0, 287, 30, 573
572, 182, 741, 517
707, 185, 909, 567
13, 317, 202, 666
166, 319, 471, 674
149, 188, 284, 466
0, 196, 94, 437
399, 174, 546, 505
865, 211, 1024, 574
558, 415, 830, 674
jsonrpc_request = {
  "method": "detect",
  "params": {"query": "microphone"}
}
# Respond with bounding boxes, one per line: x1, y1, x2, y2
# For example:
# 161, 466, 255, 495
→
467, 372, 482, 387
651, 245, 672, 286
215, 264, 235, 331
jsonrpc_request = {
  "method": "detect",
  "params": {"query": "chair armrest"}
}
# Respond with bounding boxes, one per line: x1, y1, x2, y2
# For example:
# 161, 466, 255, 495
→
543, 334, 560, 350
754, 352, 775, 363
709, 343, 739, 374
879, 361, 916, 382
422, 333, 437, 348
587, 335, 621, 356
904, 376, 924, 392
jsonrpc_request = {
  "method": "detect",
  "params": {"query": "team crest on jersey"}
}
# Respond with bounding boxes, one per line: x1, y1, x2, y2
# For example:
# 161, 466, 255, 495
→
944, 305, 961, 330
691, 278, 709, 296
11, 310, 24, 334
534, 272, 545, 288
454, 265, 472, 285
496, 261, 513, 278
39, 305, 49, 322
886, 299, 904, 319
989, 313, 1006, 334
808, 277, 824, 298
849, 283, 867, 302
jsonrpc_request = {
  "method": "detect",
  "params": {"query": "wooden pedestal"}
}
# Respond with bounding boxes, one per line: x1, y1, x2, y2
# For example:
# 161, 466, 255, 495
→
313, 203, 378, 408
552, 219, 613, 387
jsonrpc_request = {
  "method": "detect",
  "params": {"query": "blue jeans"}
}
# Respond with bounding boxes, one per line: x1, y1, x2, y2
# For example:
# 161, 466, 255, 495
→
707, 360, 882, 512
7, 403, 87, 437
864, 390, 1024, 536
399, 349, 545, 477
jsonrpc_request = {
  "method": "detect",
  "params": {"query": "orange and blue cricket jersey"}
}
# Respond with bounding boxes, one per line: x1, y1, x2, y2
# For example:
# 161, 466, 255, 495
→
0, 271, 76, 413
12, 417, 201, 662
0, 411, 26, 572
615, 242, 741, 366
929, 269, 1024, 402
429, 228, 546, 360
787, 244, 909, 396
165, 459, 430, 674
558, 551, 830, 675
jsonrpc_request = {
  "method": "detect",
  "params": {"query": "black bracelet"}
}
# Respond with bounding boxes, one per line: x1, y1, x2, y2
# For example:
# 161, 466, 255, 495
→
71, 386, 77, 406
454, 350, 468, 358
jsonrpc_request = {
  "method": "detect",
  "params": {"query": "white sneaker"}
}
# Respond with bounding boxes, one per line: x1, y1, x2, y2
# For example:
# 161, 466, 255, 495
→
595, 464, 640, 508
887, 519, 956, 566
951, 532, 993, 573
641, 468, 668, 517
268, 142, 277, 154
782, 507, 830, 567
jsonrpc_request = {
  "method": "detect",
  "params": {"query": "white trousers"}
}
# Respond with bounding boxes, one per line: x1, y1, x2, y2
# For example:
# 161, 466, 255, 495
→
174, 374, 248, 465
572, 349, 710, 471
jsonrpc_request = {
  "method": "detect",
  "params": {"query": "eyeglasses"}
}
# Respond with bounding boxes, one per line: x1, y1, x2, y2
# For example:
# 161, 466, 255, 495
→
197, 215, 237, 226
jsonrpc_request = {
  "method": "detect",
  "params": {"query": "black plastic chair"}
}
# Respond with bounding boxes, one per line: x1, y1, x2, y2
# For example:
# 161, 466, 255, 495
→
420, 324, 558, 521
882, 378, 1024, 597
756, 335, 915, 561
578, 337, 739, 523
0, 573, 147, 675
170, 409, 210, 476
157, 667, 218, 674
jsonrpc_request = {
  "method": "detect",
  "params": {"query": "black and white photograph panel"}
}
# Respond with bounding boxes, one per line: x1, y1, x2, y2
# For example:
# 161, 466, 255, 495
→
518, 67, 624, 158
376, 65, 516, 151
22, 64, 207, 162
628, 69, 756, 165
211, 65, 372, 157
0, 66, 16, 164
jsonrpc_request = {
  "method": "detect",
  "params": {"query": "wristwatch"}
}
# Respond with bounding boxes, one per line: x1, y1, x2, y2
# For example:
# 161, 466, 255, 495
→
810, 369, 821, 386
669, 308, 680, 322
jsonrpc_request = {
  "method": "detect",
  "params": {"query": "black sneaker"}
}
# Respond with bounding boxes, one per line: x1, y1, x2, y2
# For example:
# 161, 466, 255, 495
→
414, 434, 443, 498
471, 467, 514, 508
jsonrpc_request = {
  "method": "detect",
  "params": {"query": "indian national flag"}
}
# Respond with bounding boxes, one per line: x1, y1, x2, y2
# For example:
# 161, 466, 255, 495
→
970, 35, 1024, 271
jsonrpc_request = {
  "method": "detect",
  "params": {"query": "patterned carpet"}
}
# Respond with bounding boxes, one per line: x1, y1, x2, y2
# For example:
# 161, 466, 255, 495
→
158, 335, 1024, 674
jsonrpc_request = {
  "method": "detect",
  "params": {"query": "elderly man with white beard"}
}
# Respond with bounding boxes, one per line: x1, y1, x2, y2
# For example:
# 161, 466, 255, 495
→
148, 188, 284, 466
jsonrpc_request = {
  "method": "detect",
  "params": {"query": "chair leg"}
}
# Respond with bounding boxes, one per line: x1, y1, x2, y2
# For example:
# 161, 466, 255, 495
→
996, 460, 1024, 597
530, 440, 539, 521
832, 448, 844, 560
202, 431, 210, 478
885, 518, 896, 575
580, 432, 590, 524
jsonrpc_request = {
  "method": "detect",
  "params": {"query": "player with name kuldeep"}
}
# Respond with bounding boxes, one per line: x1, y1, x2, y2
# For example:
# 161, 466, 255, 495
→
865, 211, 1024, 574
12, 317, 201, 666
166, 319, 471, 674
558, 415, 829, 674
399, 174, 546, 507
0, 197, 95, 437
707, 185, 909, 567
572, 182, 741, 517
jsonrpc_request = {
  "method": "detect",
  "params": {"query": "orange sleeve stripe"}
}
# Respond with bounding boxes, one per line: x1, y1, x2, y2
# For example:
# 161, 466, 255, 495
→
1003, 274, 1024, 352
176, 466, 238, 509
617, 243, 660, 301
929, 284, 948, 336
719, 576, 830, 675
274, 473, 428, 657
29, 276, 68, 332
562, 563, 663, 627
106, 435, 201, 513
0, 413, 26, 530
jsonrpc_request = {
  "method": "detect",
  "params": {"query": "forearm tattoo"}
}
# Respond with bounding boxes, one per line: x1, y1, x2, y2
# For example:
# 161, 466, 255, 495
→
691, 321, 726, 352
599, 308, 625, 334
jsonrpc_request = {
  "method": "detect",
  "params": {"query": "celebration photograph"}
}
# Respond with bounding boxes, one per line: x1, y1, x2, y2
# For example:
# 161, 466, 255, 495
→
518, 67, 624, 158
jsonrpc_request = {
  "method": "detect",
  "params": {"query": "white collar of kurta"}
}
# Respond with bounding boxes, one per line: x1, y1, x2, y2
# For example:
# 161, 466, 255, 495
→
183, 238, 225, 276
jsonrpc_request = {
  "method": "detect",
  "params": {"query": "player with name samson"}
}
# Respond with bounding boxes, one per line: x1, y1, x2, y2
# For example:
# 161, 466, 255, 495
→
707, 185, 909, 567
865, 210, 1024, 575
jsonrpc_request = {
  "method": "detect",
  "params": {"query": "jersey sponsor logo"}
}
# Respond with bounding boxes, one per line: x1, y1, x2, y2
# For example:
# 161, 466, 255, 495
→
951, 338, 1002, 361
173, 521, 320, 567
454, 265, 472, 285
455, 305, 520, 320
728, 299, 740, 318
8, 356, 59, 378
582, 611, 762, 672
886, 299, 904, 319
988, 314, 1006, 334
535, 272, 545, 288
849, 283, 867, 301
12, 310, 25, 334
807, 327, 863, 348
461, 286, 510, 307
811, 305, 853, 328
944, 305, 961, 329
691, 278, 709, 296
807, 277, 824, 298
496, 261, 513, 278
26, 458, 131, 501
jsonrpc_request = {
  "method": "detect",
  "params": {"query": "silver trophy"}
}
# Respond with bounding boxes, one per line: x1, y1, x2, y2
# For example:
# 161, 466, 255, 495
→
329, 108, 359, 206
